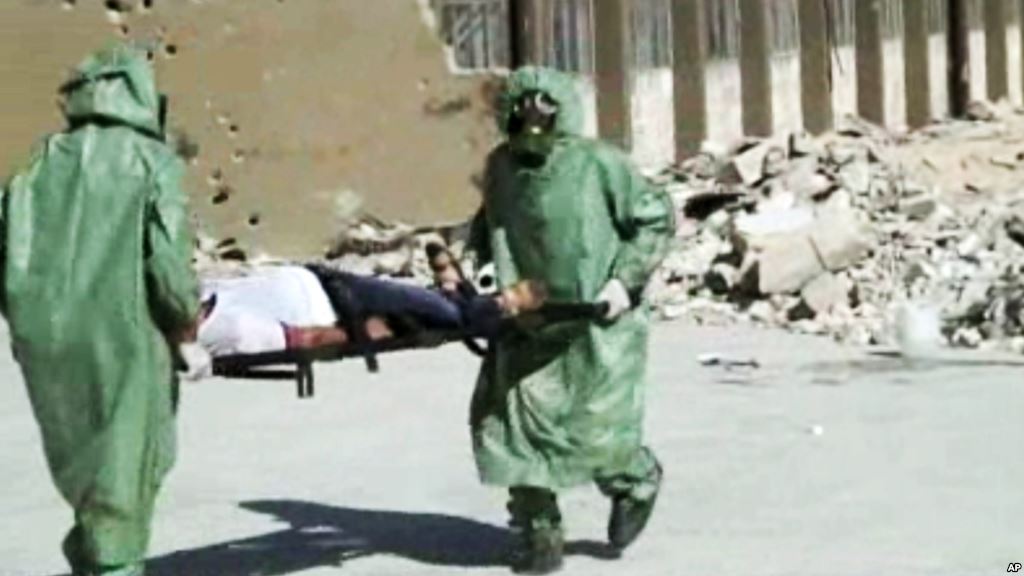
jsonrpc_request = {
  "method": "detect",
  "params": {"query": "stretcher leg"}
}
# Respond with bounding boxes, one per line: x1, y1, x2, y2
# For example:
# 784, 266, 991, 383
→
295, 361, 315, 399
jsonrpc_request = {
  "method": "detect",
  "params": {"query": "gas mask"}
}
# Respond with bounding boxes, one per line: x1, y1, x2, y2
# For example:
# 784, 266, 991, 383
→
507, 90, 559, 160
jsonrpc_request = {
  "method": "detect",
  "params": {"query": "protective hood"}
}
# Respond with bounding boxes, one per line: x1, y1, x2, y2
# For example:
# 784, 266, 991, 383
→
496, 66, 584, 138
60, 43, 162, 138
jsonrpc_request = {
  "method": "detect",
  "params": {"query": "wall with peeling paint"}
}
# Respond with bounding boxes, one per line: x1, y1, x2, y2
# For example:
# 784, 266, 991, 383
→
0, 0, 499, 257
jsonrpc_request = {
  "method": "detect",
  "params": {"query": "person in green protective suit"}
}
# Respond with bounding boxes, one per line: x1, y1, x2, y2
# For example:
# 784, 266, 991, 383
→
0, 44, 200, 576
468, 66, 676, 574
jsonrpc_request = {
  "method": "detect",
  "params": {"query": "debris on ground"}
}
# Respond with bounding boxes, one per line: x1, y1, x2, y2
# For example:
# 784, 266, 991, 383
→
696, 353, 761, 369
651, 104, 1024, 352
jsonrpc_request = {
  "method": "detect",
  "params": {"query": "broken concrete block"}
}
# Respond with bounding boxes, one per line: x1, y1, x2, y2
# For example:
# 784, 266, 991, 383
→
789, 131, 822, 158
808, 208, 874, 272
676, 152, 720, 181
952, 326, 983, 348
762, 146, 788, 179
838, 159, 871, 195
824, 140, 864, 167
800, 272, 851, 315
782, 161, 834, 201
723, 141, 774, 186
754, 234, 825, 294
757, 185, 798, 213
966, 100, 996, 122
956, 233, 985, 258
747, 300, 777, 324
904, 259, 937, 285
898, 193, 938, 220
734, 206, 815, 242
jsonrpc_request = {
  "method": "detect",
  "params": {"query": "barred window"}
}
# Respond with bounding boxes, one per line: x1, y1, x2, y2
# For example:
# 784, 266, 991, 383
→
546, 0, 595, 74
881, 0, 904, 40
430, 0, 510, 71
827, 0, 855, 47
926, 0, 948, 34
705, 0, 740, 60
769, 0, 799, 55
632, 0, 673, 70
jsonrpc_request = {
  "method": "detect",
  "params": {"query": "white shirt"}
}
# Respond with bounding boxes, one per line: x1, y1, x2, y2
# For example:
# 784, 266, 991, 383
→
198, 266, 337, 356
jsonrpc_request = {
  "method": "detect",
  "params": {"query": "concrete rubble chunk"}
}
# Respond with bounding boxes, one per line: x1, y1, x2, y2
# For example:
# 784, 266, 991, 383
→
966, 100, 997, 122
899, 192, 938, 220
762, 146, 789, 178
723, 141, 774, 186
808, 205, 874, 272
676, 152, 721, 181
752, 234, 825, 295
734, 206, 815, 242
781, 158, 834, 200
789, 131, 822, 158
824, 140, 863, 167
800, 272, 851, 316
747, 300, 777, 324
837, 159, 871, 195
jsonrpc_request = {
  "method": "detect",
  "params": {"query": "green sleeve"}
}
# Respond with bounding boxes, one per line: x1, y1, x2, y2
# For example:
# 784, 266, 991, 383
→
467, 206, 492, 266
145, 156, 200, 334
600, 148, 676, 295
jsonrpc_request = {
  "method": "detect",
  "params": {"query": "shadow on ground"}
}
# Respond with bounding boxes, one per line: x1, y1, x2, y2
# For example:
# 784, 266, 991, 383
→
126, 500, 617, 575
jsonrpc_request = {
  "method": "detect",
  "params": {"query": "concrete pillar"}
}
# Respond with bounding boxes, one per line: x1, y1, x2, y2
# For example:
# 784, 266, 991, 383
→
904, 0, 933, 126
672, 0, 708, 157
593, 0, 633, 148
799, 0, 834, 134
739, 0, 773, 136
949, 0, 972, 115
984, 0, 1010, 99
856, 0, 887, 124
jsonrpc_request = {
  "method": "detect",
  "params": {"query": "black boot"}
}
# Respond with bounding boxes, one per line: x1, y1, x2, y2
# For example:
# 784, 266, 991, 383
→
507, 487, 564, 574
510, 526, 564, 575
607, 460, 663, 551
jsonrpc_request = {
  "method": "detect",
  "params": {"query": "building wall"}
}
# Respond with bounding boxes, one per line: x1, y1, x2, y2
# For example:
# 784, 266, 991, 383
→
0, 0, 499, 257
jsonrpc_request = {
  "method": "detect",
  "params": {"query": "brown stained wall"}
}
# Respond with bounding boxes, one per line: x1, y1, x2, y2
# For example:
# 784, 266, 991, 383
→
0, 0, 499, 257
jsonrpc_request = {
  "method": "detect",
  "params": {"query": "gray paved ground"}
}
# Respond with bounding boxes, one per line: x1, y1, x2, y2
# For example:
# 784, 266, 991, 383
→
2, 323, 1022, 576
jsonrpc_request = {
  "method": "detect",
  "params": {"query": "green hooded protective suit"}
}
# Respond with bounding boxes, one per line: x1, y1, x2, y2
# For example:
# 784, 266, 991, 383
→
469, 67, 675, 494
0, 45, 199, 572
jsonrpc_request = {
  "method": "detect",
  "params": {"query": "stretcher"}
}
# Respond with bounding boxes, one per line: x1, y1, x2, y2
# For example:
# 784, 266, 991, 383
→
211, 301, 609, 398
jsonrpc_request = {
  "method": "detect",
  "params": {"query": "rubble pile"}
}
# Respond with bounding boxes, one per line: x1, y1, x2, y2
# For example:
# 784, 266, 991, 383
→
652, 111, 1024, 350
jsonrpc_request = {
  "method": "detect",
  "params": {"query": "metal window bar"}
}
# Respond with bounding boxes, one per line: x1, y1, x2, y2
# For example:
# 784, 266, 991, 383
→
966, 0, 983, 30
881, 0, 903, 41
705, 0, 740, 60
769, 0, 800, 55
926, 0, 947, 35
631, 0, 673, 70
431, 0, 510, 71
827, 0, 856, 47
548, 0, 594, 74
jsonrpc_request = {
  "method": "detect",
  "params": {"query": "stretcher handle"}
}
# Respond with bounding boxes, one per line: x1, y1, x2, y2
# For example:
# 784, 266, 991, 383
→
531, 301, 611, 323
464, 301, 611, 358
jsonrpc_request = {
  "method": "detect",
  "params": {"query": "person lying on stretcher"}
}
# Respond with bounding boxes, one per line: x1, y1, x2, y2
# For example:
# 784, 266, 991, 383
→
193, 246, 546, 361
